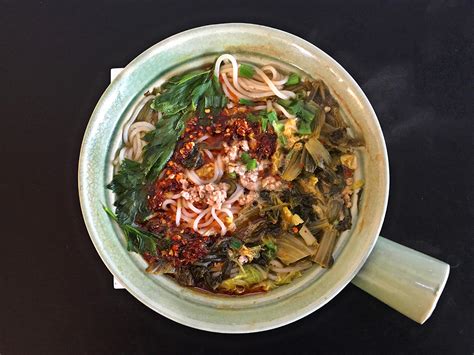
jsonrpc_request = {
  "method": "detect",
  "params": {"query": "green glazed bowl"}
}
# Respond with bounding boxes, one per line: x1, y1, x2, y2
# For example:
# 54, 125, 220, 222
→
79, 23, 390, 332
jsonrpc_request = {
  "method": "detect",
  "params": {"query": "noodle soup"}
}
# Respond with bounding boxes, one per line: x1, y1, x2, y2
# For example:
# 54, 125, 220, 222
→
105, 54, 363, 294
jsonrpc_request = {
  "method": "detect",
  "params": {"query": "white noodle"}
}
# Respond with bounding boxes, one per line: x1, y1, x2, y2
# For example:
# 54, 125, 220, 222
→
161, 199, 177, 210
186, 201, 202, 214
193, 208, 210, 231
196, 135, 209, 143
185, 155, 222, 186
221, 79, 236, 102
221, 73, 252, 100
175, 200, 182, 226
180, 206, 197, 218
225, 184, 244, 205
179, 214, 195, 223
203, 149, 213, 159
198, 215, 215, 228
211, 207, 227, 236
251, 105, 268, 111
273, 102, 296, 119
122, 95, 154, 144
186, 170, 205, 185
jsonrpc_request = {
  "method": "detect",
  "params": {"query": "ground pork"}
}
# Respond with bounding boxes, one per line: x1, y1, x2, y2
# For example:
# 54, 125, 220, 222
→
181, 182, 229, 207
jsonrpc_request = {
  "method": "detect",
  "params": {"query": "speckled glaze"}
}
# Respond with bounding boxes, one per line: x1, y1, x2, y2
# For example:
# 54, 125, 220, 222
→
78, 24, 447, 332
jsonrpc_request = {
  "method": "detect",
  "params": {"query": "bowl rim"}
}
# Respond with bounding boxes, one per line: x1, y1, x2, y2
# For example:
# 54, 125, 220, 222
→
78, 22, 390, 333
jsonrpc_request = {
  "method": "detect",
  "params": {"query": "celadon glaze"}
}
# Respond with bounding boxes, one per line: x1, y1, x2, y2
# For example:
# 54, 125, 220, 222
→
352, 237, 450, 324
78, 23, 448, 332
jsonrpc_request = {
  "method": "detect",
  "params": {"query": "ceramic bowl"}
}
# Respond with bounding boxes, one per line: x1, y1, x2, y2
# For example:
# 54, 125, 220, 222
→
79, 23, 391, 332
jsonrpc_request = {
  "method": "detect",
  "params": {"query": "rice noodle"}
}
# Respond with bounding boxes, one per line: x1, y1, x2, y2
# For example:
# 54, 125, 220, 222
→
186, 170, 205, 185
175, 200, 182, 226
196, 135, 209, 143
122, 95, 155, 144
186, 201, 202, 214
161, 199, 177, 210
193, 208, 211, 231
203, 149, 213, 159
214, 54, 296, 102
214, 54, 295, 101
114, 95, 158, 167
180, 206, 197, 218
179, 213, 195, 223
225, 184, 244, 205
219, 208, 233, 220
198, 215, 215, 228
185, 155, 222, 185
273, 102, 296, 119
251, 105, 267, 111
211, 207, 227, 236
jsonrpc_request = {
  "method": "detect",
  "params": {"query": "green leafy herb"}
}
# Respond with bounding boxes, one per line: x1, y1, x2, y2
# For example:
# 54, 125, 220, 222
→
267, 111, 287, 145
108, 66, 228, 226
103, 206, 165, 255
277, 98, 319, 135
262, 238, 277, 260
298, 120, 312, 135
241, 152, 258, 170
142, 112, 190, 181
286, 73, 300, 86
239, 98, 255, 106
228, 171, 237, 179
246, 113, 260, 123
107, 159, 148, 224
230, 238, 243, 250
239, 63, 255, 78
261, 115, 268, 131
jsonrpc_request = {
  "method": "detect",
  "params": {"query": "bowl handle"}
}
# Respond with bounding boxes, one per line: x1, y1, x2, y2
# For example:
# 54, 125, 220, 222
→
351, 236, 450, 324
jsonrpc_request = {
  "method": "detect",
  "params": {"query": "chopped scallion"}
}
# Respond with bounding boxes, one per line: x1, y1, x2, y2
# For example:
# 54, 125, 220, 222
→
239, 64, 255, 78
286, 73, 300, 86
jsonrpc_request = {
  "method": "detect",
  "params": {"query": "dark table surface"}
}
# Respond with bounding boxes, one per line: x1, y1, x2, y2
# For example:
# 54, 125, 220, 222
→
1, 0, 473, 353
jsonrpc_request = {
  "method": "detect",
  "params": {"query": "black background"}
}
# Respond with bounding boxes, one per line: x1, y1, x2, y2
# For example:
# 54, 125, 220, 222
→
1, 0, 473, 354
